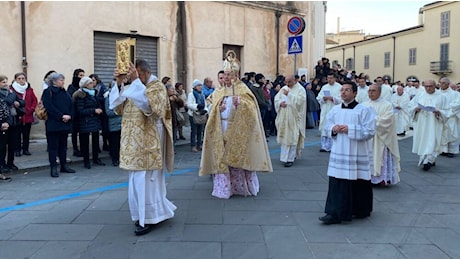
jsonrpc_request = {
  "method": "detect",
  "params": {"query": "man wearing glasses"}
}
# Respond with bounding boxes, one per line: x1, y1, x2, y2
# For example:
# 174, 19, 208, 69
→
408, 79, 449, 171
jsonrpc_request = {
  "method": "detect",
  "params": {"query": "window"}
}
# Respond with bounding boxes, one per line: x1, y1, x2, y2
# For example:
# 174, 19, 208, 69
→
364, 55, 369, 69
441, 11, 450, 37
409, 48, 416, 65
346, 58, 354, 70
440, 43, 449, 70
384, 52, 390, 68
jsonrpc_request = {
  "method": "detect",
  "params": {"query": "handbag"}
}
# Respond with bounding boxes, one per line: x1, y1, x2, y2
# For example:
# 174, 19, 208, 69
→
175, 109, 185, 124
35, 101, 48, 120
192, 110, 207, 125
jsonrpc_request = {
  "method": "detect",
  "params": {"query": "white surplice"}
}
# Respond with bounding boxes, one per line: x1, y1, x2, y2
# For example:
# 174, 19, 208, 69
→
325, 103, 376, 180
408, 89, 449, 165
390, 92, 411, 134
440, 87, 460, 154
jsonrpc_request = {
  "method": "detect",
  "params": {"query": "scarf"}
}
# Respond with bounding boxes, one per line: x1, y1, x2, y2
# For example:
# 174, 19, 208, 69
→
192, 89, 205, 106
82, 88, 95, 96
12, 81, 28, 94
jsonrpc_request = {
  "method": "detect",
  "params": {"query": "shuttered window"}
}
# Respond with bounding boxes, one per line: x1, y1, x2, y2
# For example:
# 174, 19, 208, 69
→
94, 31, 158, 86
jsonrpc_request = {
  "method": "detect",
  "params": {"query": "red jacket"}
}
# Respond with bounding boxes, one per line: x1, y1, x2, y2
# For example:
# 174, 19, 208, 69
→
10, 85, 38, 124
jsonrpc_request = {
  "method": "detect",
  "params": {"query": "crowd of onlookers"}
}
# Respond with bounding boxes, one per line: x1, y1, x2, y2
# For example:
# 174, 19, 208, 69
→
2, 57, 459, 182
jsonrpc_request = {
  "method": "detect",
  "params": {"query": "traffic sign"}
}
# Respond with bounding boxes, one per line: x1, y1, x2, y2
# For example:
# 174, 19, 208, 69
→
288, 35, 302, 54
287, 16, 306, 35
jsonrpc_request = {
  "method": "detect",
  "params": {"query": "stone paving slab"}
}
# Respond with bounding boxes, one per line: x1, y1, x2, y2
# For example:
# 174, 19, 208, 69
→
1, 128, 460, 258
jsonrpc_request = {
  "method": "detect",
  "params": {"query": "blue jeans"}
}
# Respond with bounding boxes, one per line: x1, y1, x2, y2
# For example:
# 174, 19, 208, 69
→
189, 115, 204, 147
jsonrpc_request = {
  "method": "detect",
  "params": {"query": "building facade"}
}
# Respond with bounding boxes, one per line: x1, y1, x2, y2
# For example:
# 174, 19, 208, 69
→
325, 1, 459, 84
0, 1, 326, 138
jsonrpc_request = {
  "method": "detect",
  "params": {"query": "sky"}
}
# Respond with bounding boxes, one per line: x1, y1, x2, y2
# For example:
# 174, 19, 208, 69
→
326, 1, 434, 35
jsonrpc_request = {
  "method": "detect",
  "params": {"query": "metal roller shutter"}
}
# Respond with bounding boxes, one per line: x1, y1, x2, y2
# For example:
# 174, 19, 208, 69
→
94, 31, 158, 86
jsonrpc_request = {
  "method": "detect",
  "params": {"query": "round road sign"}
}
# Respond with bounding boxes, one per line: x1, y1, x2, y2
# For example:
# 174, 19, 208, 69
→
287, 16, 306, 35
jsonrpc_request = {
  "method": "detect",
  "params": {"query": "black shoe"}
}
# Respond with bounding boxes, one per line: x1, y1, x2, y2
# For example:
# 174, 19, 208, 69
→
446, 153, 454, 158
7, 164, 18, 171
1, 166, 11, 174
134, 224, 153, 236
179, 136, 186, 140
319, 149, 329, 153
93, 159, 106, 166
284, 162, 293, 167
397, 132, 405, 136
73, 150, 83, 157
84, 163, 91, 169
50, 167, 59, 178
22, 150, 31, 156
423, 163, 431, 171
15, 151, 21, 157
103, 145, 109, 151
319, 214, 341, 225
353, 213, 370, 219
60, 165, 76, 173
112, 160, 119, 167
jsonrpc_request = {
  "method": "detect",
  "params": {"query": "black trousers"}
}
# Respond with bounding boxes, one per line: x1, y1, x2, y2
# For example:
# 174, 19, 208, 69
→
79, 131, 100, 163
71, 120, 80, 152
47, 131, 69, 168
0, 130, 8, 167
16, 123, 32, 152
108, 130, 121, 163
325, 176, 373, 221
6, 126, 18, 165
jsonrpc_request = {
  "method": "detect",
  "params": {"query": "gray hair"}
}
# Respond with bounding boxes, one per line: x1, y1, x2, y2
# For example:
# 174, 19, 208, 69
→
440, 77, 450, 84
135, 59, 151, 73
48, 72, 65, 85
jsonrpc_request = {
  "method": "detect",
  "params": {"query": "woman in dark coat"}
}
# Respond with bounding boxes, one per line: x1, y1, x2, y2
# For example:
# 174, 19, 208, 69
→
42, 73, 75, 177
73, 76, 105, 169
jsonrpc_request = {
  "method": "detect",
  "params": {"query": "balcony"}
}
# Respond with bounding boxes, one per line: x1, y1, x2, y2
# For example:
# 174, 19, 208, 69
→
430, 60, 453, 75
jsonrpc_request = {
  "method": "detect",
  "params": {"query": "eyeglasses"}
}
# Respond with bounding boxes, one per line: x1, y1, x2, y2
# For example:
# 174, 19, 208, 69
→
340, 88, 353, 92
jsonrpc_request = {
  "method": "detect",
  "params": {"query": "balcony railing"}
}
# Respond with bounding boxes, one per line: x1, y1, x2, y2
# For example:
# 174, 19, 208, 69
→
430, 60, 453, 74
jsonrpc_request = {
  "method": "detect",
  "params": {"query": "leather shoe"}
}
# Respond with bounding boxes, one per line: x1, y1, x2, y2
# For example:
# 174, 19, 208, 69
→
8, 164, 19, 171
60, 165, 76, 173
73, 150, 83, 157
23, 150, 31, 156
15, 151, 21, 157
446, 153, 454, 158
319, 149, 329, 153
50, 167, 59, 178
423, 163, 431, 171
112, 160, 119, 167
319, 214, 341, 225
284, 162, 293, 167
134, 224, 153, 236
93, 159, 106, 166
84, 163, 91, 169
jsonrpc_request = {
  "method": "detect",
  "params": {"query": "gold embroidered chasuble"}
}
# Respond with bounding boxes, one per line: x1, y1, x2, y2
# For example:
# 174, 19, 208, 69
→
115, 80, 174, 172
199, 80, 273, 176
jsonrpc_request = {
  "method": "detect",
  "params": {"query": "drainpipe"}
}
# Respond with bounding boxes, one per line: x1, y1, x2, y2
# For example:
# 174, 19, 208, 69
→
275, 11, 281, 76
392, 36, 396, 81
178, 1, 188, 90
353, 45, 356, 70
21, 1, 28, 74
342, 48, 345, 68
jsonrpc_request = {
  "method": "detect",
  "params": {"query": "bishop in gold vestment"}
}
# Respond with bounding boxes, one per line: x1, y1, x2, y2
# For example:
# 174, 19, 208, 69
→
199, 52, 272, 199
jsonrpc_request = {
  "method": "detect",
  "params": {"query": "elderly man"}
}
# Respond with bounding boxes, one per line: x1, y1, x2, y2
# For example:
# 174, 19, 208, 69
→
363, 84, 401, 186
391, 86, 411, 136
408, 79, 449, 171
199, 51, 272, 199
439, 78, 460, 158
202, 77, 215, 98
110, 59, 176, 236
316, 72, 342, 152
319, 81, 376, 224
274, 75, 307, 167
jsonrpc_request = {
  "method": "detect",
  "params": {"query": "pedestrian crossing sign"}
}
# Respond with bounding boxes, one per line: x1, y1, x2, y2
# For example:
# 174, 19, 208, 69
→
288, 35, 303, 54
